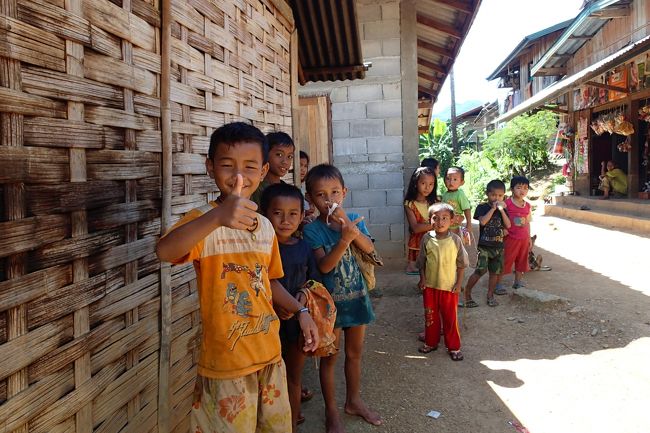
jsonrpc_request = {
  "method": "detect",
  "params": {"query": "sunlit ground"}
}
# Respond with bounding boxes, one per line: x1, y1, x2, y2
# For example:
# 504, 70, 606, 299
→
482, 338, 650, 433
534, 215, 650, 297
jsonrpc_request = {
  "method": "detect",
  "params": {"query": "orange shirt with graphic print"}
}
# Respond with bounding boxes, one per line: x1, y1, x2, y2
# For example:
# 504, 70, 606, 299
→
165, 202, 284, 379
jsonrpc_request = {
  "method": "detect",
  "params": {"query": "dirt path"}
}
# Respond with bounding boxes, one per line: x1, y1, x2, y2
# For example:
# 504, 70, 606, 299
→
298, 215, 650, 433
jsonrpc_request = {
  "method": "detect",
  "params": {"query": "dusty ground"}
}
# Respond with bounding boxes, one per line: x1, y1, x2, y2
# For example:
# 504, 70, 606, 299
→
297, 214, 650, 433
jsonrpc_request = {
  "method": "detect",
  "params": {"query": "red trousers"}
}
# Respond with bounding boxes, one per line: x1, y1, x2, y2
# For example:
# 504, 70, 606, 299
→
423, 287, 461, 351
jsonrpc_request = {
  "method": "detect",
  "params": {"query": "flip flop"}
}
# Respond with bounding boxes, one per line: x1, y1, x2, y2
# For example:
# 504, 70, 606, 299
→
449, 350, 464, 361
487, 297, 499, 307
538, 265, 552, 271
297, 413, 305, 425
460, 299, 479, 308
418, 344, 438, 354
494, 287, 507, 295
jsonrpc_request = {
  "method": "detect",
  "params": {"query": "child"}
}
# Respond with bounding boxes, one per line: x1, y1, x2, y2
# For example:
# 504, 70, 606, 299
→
420, 157, 441, 200
156, 122, 319, 433
462, 180, 511, 308
251, 131, 295, 206
299, 150, 315, 223
260, 183, 321, 432
441, 166, 472, 243
404, 167, 437, 275
302, 164, 382, 433
416, 203, 469, 359
497, 176, 533, 290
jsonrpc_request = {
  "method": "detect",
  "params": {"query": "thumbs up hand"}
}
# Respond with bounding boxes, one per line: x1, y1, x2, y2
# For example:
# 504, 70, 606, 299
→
216, 174, 259, 231
340, 215, 364, 244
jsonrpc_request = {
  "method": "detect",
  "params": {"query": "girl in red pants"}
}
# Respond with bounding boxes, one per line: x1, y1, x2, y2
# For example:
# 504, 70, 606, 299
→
416, 203, 469, 360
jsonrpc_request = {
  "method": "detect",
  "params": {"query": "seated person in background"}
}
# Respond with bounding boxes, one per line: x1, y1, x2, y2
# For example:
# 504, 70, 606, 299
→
599, 160, 627, 199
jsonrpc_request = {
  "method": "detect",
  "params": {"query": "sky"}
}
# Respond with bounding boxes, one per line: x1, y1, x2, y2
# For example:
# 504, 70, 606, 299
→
431, 0, 585, 116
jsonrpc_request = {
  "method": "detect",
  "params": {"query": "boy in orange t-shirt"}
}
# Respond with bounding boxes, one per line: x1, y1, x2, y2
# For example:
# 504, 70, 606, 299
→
157, 122, 319, 433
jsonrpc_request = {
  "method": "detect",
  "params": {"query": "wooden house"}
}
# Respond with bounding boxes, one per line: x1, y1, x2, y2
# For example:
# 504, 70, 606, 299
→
493, 0, 650, 204
0, 0, 481, 431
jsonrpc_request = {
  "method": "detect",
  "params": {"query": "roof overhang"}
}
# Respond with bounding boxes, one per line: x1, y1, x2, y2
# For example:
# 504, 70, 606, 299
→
494, 34, 650, 124
417, 0, 483, 133
530, 0, 631, 77
291, 0, 368, 84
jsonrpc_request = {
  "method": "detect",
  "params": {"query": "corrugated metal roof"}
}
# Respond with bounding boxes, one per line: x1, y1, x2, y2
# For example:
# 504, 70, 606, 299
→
291, 0, 367, 84
494, 34, 650, 123
531, 0, 632, 76
416, 0, 483, 132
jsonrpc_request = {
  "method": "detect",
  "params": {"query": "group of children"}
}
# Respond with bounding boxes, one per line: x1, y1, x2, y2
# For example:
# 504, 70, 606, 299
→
404, 159, 533, 357
157, 122, 380, 433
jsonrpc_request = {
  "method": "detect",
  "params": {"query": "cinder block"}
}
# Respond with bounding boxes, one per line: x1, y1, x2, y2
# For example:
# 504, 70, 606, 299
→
386, 152, 404, 162
330, 87, 348, 103
369, 206, 403, 224
387, 189, 404, 206
374, 240, 406, 259
352, 190, 386, 208
390, 223, 405, 241
349, 84, 383, 102
350, 154, 369, 163
364, 20, 400, 40
361, 40, 382, 58
331, 102, 366, 120
369, 172, 404, 189
382, 38, 401, 56
367, 136, 402, 154
367, 100, 401, 119
334, 138, 367, 156
343, 173, 369, 190
366, 224, 390, 241
383, 82, 401, 100
357, 3, 381, 22
345, 208, 370, 221
333, 155, 351, 165
332, 121, 350, 138
369, 154, 386, 162
381, 2, 400, 20
384, 117, 402, 136
350, 119, 384, 138
343, 194, 352, 208
366, 57, 401, 77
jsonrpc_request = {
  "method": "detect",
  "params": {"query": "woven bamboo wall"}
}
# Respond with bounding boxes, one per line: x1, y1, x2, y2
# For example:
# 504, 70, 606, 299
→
0, 0, 295, 431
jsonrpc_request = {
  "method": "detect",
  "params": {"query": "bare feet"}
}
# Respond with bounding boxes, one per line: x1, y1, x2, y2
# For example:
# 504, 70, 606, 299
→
326, 410, 345, 433
345, 400, 382, 426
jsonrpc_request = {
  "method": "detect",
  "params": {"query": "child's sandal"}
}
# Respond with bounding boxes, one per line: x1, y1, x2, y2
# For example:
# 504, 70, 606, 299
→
449, 350, 464, 361
418, 344, 437, 354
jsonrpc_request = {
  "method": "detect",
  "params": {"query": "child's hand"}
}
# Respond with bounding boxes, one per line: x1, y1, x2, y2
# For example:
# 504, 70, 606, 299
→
451, 283, 461, 293
340, 215, 364, 243
418, 277, 425, 291
297, 312, 320, 352
216, 174, 259, 231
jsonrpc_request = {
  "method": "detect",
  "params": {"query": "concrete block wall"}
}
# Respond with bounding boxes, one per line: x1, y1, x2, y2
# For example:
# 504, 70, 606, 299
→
299, 0, 405, 259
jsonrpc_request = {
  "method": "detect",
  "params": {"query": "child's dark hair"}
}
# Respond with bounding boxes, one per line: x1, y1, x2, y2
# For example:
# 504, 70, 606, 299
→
300, 150, 309, 163
428, 202, 454, 218
421, 157, 439, 170
446, 166, 465, 180
208, 122, 267, 162
486, 179, 506, 193
305, 164, 345, 194
405, 167, 438, 204
266, 131, 294, 150
260, 182, 305, 215
510, 176, 530, 189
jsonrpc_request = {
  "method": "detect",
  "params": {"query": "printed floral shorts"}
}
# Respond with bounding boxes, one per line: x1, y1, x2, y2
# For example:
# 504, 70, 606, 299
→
191, 360, 291, 433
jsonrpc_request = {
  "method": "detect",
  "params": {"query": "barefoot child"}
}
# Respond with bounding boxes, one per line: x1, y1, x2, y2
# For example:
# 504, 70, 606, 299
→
260, 183, 322, 432
303, 164, 382, 433
156, 122, 319, 433
497, 176, 533, 290
417, 203, 469, 360
404, 167, 437, 275
462, 180, 511, 308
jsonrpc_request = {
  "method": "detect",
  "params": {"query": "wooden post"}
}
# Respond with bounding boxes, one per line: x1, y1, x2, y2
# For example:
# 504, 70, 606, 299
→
291, 28, 300, 186
450, 67, 458, 153
158, 0, 172, 429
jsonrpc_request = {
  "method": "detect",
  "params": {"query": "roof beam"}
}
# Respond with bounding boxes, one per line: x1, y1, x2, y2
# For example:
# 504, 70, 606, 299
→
418, 99, 434, 109
568, 35, 593, 40
416, 13, 463, 39
418, 85, 438, 96
590, 5, 630, 18
418, 71, 442, 83
541, 105, 568, 114
417, 57, 447, 75
534, 67, 567, 76
585, 80, 628, 94
417, 38, 454, 58
431, 0, 474, 14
